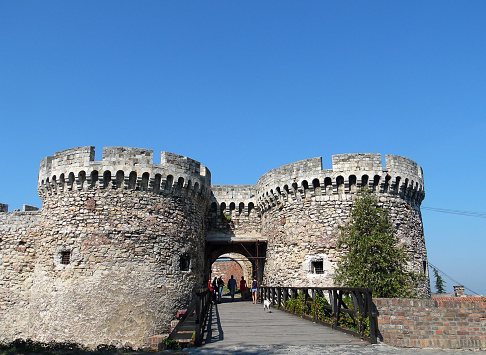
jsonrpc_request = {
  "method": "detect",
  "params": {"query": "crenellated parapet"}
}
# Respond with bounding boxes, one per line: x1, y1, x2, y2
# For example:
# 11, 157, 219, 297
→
1, 148, 431, 346
206, 184, 262, 242
210, 185, 258, 217
256, 153, 425, 212
37, 146, 212, 200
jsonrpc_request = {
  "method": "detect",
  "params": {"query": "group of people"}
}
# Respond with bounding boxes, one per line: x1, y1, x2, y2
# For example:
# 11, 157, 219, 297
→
208, 275, 225, 303
208, 275, 259, 304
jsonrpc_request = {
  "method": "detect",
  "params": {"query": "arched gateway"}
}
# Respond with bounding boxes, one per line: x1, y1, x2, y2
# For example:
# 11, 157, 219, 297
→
0, 147, 429, 349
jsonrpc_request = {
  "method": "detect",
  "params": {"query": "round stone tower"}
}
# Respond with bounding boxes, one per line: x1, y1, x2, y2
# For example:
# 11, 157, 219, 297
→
33, 146, 211, 348
256, 153, 429, 297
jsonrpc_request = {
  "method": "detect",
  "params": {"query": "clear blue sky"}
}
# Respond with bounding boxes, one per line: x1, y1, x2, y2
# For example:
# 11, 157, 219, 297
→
1, 1, 485, 296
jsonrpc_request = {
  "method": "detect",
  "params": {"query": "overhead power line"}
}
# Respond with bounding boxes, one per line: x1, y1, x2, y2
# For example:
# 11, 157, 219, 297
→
429, 262, 481, 296
422, 207, 486, 218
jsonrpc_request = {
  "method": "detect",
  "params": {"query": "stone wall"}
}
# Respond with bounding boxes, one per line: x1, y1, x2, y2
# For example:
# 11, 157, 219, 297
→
28, 188, 208, 348
0, 211, 40, 342
206, 185, 261, 241
257, 153, 429, 297
0, 148, 431, 348
375, 298, 486, 349
1, 146, 211, 349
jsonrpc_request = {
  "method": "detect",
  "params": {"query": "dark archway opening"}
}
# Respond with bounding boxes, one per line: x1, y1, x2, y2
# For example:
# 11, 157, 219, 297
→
205, 241, 267, 291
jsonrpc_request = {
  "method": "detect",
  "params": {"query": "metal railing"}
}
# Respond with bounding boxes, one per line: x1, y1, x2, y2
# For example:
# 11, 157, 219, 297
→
168, 287, 212, 346
260, 286, 377, 344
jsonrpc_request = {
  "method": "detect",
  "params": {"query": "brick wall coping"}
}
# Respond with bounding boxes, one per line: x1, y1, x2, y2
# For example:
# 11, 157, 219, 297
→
432, 296, 485, 303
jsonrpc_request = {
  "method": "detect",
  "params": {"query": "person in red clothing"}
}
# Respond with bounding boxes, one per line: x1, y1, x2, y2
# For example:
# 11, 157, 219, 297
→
208, 279, 216, 304
240, 276, 247, 301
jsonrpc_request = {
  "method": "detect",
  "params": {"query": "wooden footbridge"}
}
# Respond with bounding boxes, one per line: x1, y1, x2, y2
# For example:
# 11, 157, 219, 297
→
168, 287, 377, 349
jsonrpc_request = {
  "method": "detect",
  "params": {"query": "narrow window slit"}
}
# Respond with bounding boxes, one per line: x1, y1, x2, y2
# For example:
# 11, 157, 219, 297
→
61, 251, 71, 265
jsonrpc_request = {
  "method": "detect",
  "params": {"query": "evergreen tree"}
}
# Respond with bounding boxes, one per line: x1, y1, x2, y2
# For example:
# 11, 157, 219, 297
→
433, 267, 446, 293
334, 190, 420, 298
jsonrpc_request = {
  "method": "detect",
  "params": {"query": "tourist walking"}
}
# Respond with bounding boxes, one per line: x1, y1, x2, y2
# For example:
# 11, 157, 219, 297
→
228, 275, 237, 302
208, 279, 216, 304
251, 277, 258, 304
217, 276, 224, 303
240, 276, 247, 301
212, 277, 218, 302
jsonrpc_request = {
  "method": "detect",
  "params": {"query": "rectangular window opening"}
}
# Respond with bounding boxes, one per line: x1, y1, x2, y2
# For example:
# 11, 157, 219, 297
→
312, 261, 324, 274
180, 255, 190, 271
61, 251, 71, 265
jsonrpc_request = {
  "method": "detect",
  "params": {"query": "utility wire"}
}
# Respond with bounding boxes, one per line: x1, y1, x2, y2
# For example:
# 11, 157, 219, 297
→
422, 207, 486, 218
429, 262, 482, 296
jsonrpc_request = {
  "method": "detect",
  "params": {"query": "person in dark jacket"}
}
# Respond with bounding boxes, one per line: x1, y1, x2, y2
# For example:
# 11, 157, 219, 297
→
228, 275, 237, 302
217, 276, 224, 303
251, 277, 258, 304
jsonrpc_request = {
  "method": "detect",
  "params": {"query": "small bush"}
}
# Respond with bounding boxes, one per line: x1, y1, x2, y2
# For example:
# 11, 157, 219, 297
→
161, 337, 181, 350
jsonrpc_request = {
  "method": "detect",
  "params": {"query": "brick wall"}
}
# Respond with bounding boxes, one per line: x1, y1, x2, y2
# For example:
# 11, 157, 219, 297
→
211, 260, 244, 287
374, 298, 486, 349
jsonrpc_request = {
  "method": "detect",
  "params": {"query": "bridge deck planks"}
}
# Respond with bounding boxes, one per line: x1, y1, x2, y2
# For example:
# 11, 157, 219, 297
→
201, 295, 368, 348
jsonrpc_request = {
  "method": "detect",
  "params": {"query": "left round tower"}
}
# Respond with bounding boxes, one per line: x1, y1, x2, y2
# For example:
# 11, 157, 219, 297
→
33, 146, 211, 348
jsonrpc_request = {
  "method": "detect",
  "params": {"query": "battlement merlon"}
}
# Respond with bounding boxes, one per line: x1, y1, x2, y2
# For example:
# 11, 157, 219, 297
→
211, 185, 257, 201
256, 157, 323, 189
38, 146, 211, 193
385, 154, 423, 180
256, 153, 425, 205
331, 153, 383, 172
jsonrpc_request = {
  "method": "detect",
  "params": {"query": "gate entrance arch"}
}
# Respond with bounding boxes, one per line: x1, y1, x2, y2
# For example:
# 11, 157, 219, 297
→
205, 241, 267, 284
211, 253, 252, 284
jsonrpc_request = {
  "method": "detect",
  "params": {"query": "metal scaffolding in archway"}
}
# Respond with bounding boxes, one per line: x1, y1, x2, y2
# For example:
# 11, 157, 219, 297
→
206, 239, 267, 284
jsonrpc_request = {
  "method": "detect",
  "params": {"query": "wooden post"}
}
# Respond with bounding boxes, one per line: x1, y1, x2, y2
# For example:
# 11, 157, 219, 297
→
303, 288, 308, 315
366, 289, 377, 344
332, 289, 339, 329
195, 293, 202, 346
292, 288, 297, 315
311, 288, 316, 322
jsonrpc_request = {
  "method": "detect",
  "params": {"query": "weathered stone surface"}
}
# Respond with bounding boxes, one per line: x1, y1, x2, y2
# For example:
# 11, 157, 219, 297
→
2, 147, 210, 348
255, 153, 428, 296
0, 147, 429, 349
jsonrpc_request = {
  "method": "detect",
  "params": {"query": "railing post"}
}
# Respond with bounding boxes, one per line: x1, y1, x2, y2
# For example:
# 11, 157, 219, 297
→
311, 288, 316, 322
277, 287, 281, 308
332, 289, 339, 329
196, 294, 201, 324
283, 287, 288, 308
292, 288, 297, 314
366, 289, 377, 344
194, 292, 202, 346
303, 288, 308, 314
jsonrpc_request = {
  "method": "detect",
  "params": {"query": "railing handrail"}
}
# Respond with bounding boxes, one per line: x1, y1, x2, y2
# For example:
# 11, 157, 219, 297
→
168, 287, 212, 346
261, 285, 373, 292
259, 286, 377, 344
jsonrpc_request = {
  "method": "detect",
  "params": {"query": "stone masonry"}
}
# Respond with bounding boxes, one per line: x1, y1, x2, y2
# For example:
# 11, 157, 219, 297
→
1, 146, 429, 349
256, 154, 428, 296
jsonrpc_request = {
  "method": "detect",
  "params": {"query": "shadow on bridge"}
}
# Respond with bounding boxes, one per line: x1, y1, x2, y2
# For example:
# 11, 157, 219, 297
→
204, 300, 224, 343
200, 295, 367, 349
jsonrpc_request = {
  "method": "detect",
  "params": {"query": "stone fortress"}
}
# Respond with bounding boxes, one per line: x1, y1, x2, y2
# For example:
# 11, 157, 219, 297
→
0, 146, 429, 348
